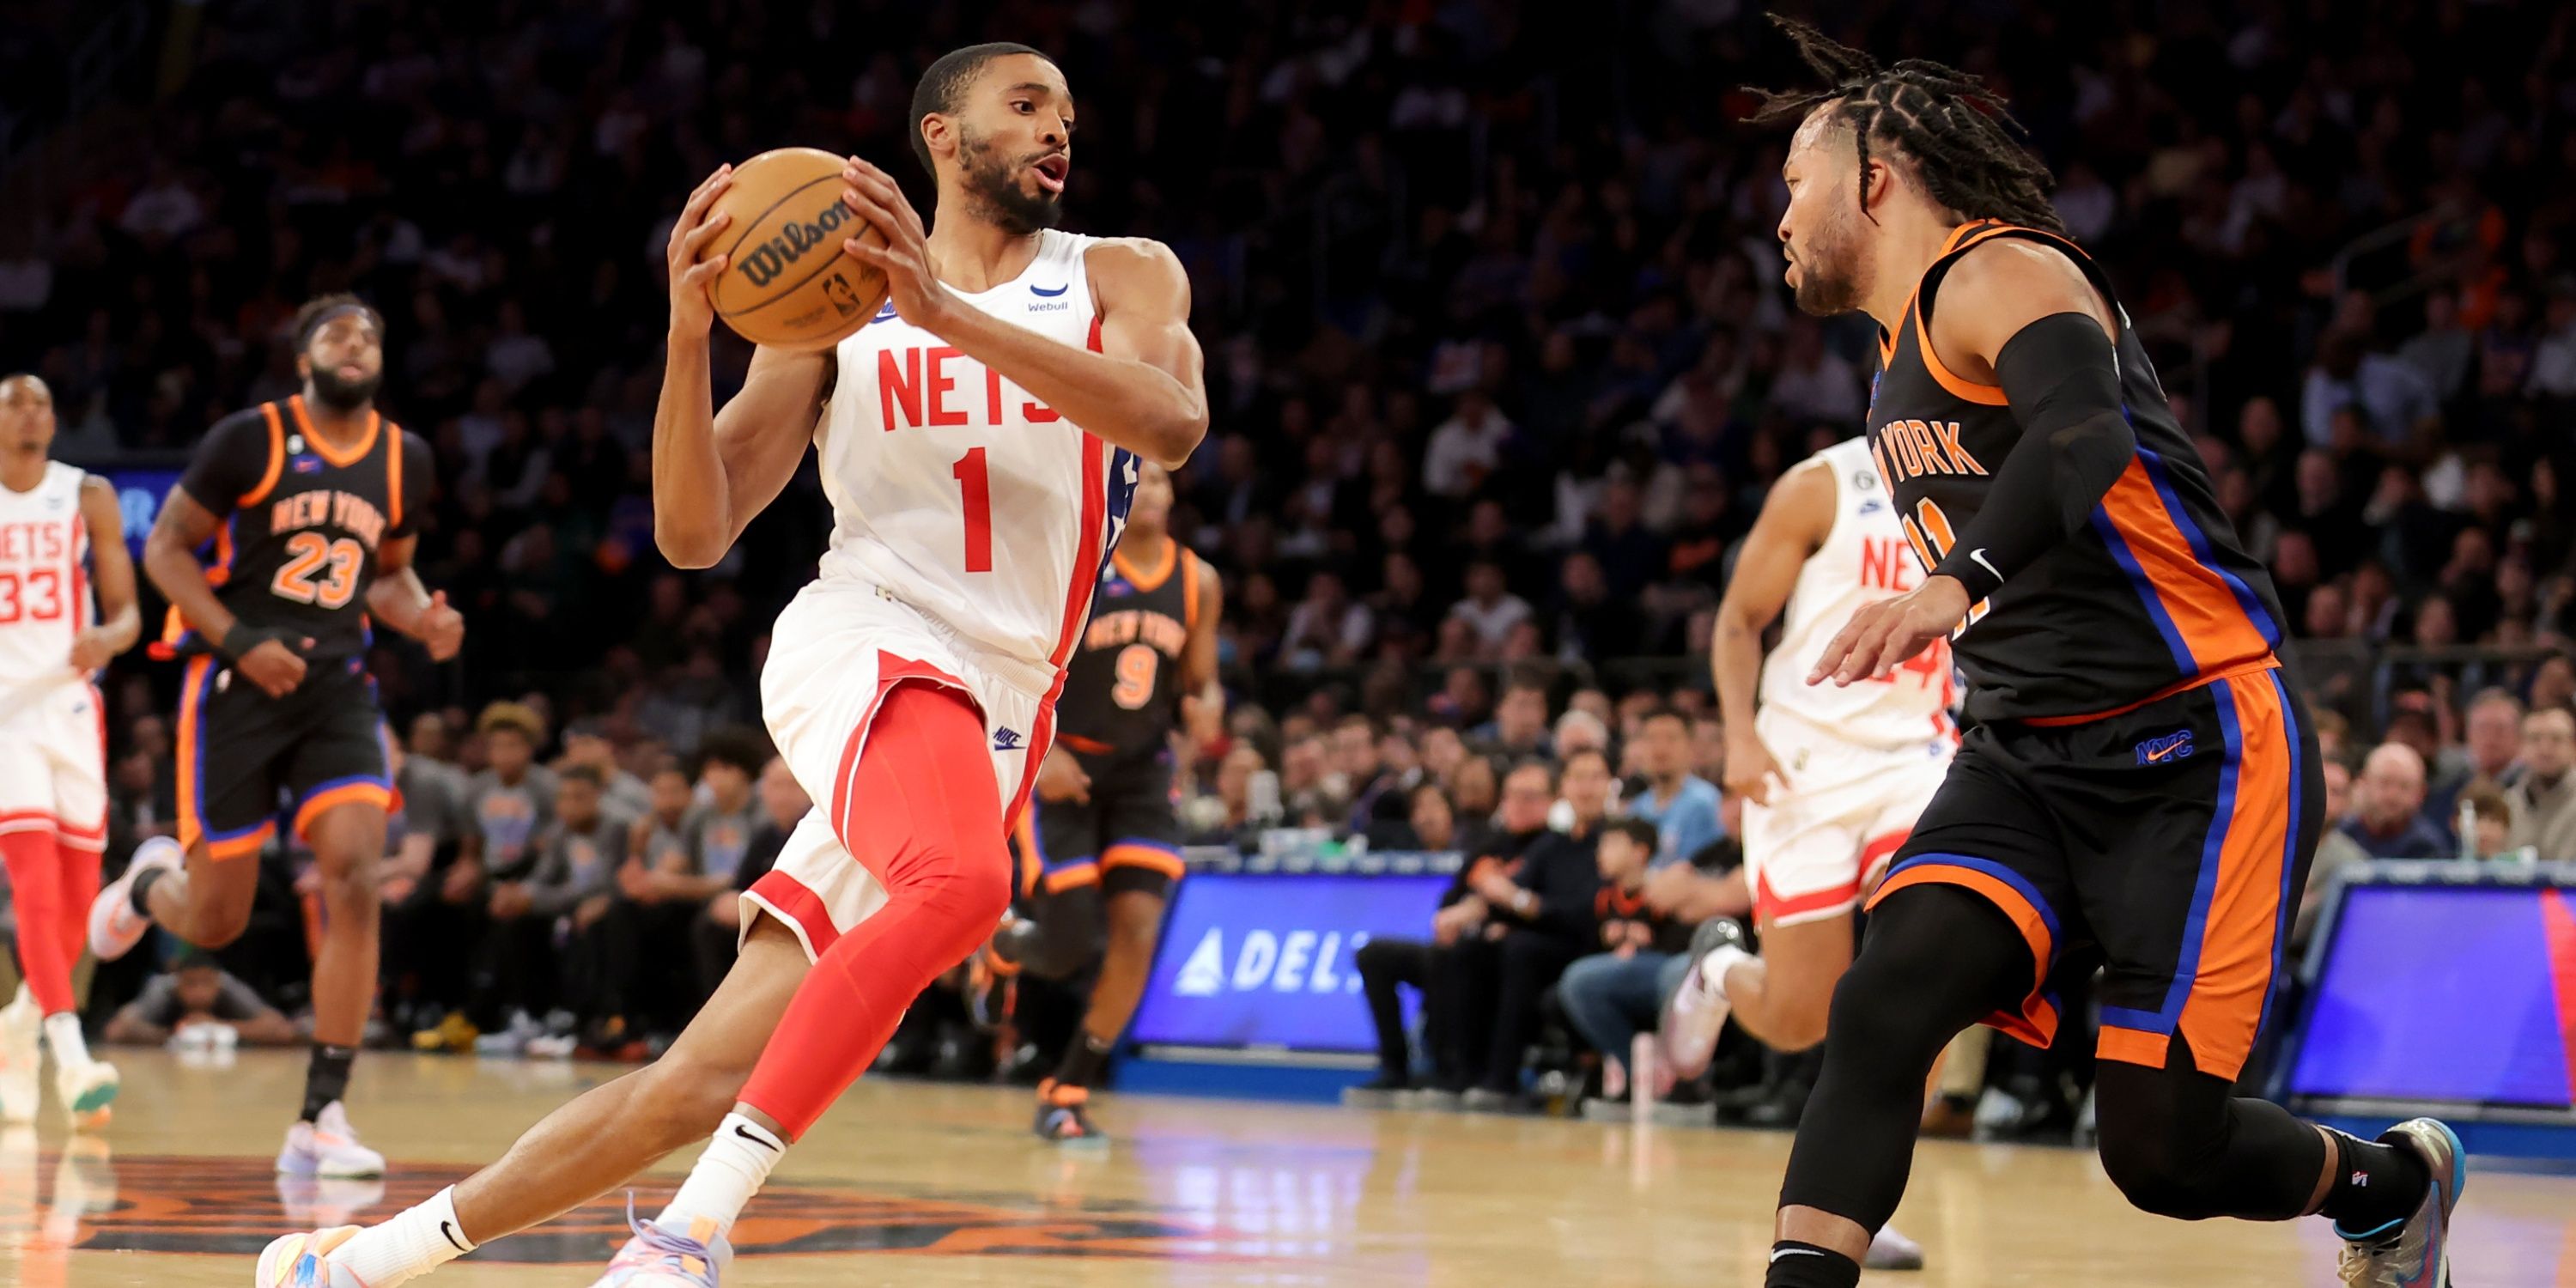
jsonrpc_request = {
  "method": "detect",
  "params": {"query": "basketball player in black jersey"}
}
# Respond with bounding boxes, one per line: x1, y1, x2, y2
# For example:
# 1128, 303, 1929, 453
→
1719, 20, 2458, 1288
88, 294, 462, 1177
992, 462, 1219, 1141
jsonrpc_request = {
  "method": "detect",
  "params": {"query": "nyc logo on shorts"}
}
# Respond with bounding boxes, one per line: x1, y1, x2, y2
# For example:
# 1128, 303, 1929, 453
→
2134, 729, 2195, 766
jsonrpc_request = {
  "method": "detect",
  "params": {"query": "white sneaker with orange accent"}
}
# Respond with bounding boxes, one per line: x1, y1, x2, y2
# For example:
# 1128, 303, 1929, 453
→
589, 1204, 732, 1288
89, 835, 181, 961
254, 1225, 368, 1288
278, 1102, 387, 1179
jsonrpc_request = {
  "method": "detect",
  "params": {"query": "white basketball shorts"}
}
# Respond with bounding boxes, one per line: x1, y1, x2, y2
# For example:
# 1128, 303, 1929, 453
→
1740, 714, 1953, 927
0, 676, 106, 854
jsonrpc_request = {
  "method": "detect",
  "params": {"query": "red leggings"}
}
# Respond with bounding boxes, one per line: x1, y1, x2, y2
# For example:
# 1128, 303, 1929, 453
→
739, 683, 1014, 1139
1, 833, 100, 1015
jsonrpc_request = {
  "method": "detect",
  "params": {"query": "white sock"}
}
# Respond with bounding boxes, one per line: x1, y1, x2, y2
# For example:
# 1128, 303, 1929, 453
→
4, 986, 33, 1022
43, 1014, 90, 1068
333, 1185, 475, 1286
656, 1113, 787, 1240
1703, 944, 1755, 1004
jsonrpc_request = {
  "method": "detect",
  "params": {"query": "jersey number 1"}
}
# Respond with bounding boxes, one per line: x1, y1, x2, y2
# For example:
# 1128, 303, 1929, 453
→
953, 448, 992, 574
272, 532, 363, 609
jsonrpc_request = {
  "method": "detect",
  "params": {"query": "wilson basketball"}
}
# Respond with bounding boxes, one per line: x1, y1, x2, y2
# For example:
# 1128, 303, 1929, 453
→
702, 147, 890, 350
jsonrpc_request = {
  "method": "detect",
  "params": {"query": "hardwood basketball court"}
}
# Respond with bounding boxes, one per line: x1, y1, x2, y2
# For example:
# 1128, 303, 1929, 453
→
3, 1050, 2568, 1285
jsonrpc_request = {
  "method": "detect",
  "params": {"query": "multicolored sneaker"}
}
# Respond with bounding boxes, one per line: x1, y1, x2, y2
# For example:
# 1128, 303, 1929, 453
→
589, 1199, 732, 1287
88, 836, 181, 961
1659, 917, 1747, 1078
1034, 1078, 1106, 1145
54, 1055, 119, 1119
2336, 1118, 2465, 1287
277, 1102, 387, 1179
254, 1225, 368, 1288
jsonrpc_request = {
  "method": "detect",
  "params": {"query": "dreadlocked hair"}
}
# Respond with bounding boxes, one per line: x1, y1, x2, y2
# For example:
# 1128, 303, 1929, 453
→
1744, 15, 2065, 237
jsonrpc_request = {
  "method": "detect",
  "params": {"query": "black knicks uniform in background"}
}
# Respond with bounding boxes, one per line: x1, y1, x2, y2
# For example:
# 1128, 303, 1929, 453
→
159, 395, 434, 860
1016, 538, 1204, 902
1861, 220, 2325, 1086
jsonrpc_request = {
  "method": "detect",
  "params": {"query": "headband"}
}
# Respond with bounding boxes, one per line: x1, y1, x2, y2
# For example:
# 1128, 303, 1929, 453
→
298, 302, 379, 349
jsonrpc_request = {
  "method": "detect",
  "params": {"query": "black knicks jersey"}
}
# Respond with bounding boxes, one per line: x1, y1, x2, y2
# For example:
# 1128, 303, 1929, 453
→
1868, 220, 2289, 724
160, 395, 433, 664
1054, 538, 1202, 759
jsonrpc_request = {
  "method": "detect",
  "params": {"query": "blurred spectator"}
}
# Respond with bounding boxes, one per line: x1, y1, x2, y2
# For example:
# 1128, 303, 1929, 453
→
1447, 750, 1614, 1103
1477, 678, 1553, 760
104, 951, 298, 1048
2342, 743, 2451, 860
2506, 708, 2576, 859
463, 702, 557, 886
2293, 761, 2372, 953
561, 718, 653, 819
1554, 817, 1698, 1101
696, 757, 809, 999
1448, 562, 1534, 659
1624, 708, 1724, 865
1352, 761, 1556, 1094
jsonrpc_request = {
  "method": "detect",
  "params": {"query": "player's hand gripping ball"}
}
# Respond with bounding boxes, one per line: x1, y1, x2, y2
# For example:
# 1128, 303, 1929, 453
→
689, 148, 891, 350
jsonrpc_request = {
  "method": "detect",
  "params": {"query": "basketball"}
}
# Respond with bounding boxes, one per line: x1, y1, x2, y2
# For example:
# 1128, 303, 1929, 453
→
701, 147, 890, 350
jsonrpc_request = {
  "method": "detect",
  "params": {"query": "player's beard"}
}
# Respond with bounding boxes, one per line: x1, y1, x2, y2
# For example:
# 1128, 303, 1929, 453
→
1789, 204, 1871, 318
308, 364, 380, 412
957, 125, 1064, 236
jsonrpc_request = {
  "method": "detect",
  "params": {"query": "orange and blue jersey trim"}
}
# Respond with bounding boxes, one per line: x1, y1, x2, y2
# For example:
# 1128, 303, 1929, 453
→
176, 655, 273, 860
1101, 840, 1186, 880
2088, 445, 2282, 683
1868, 851, 2063, 1048
1019, 799, 1101, 893
292, 775, 395, 840
2095, 670, 2301, 1081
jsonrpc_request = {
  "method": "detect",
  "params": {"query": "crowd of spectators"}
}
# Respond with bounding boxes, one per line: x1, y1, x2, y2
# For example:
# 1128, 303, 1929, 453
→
0, 0, 2573, 1122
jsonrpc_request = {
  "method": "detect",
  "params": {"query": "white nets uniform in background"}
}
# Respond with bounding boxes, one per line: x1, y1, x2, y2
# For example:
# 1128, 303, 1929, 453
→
1743, 438, 1957, 927
0, 462, 106, 853
750, 229, 1139, 959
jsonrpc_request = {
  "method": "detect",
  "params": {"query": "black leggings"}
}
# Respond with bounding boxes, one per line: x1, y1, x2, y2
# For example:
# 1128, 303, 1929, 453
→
1780, 884, 2329, 1229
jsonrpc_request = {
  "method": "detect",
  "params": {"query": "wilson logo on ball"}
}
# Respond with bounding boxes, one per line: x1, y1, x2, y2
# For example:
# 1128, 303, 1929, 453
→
735, 200, 854, 289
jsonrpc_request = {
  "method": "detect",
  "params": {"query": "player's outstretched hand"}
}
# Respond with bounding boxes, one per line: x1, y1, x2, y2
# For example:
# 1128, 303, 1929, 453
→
665, 164, 735, 337
234, 636, 311, 699
837, 156, 949, 330
419, 590, 466, 662
1808, 575, 1971, 689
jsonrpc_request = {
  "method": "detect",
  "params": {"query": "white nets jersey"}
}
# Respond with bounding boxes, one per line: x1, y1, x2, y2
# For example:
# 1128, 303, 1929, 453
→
816, 228, 1138, 696
0, 462, 94, 687
1757, 438, 1957, 752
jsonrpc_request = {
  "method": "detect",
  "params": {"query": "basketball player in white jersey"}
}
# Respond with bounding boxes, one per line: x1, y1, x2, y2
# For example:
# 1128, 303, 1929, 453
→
259, 42, 1205, 1288
0, 374, 139, 1124
1656, 438, 1953, 1267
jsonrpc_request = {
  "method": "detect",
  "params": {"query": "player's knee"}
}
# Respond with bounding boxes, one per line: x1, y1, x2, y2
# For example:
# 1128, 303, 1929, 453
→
1764, 1001, 1832, 1053
315, 851, 382, 908
1104, 890, 1163, 955
1821, 951, 1938, 1063
2097, 1133, 2224, 1221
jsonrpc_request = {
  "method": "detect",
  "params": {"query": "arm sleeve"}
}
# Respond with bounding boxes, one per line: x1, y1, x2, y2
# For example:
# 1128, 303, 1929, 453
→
392, 433, 436, 538
1927, 312, 2139, 601
176, 411, 270, 518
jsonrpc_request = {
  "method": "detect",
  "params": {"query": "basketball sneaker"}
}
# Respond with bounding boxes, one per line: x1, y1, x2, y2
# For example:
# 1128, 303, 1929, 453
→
2336, 1118, 2465, 1287
277, 1102, 387, 1179
589, 1202, 732, 1287
1660, 918, 1748, 1078
255, 1225, 368, 1288
1034, 1078, 1106, 1145
1865, 1224, 1926, 1271
0, 997, 37, 1126
88, 835, 182, 961
52, 1054, 118, 1119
